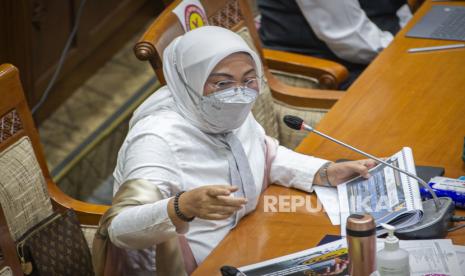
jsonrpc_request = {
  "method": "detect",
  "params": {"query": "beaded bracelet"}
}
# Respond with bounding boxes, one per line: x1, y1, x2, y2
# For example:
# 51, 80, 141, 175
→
319, 161, 333, 187
174, 191, 195, 222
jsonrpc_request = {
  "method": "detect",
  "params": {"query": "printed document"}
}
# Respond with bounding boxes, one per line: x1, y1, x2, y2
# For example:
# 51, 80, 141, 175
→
455, 245, 465, 275
377, 239, 462, 276
338, 147, 423, 235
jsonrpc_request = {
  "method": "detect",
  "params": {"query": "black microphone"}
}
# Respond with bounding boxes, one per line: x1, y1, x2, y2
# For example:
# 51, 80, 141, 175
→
283, 115, 454, 239
283, 115, 304, 131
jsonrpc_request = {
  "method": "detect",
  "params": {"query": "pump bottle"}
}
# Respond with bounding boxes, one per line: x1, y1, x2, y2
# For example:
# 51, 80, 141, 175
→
377, 223, 410, 276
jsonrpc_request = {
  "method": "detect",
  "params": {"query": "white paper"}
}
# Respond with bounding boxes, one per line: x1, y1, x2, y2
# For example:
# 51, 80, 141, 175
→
455, 245, 465, 276
172, 0, 208, 32
314, 186, 340, 225
377, 239, 462, 276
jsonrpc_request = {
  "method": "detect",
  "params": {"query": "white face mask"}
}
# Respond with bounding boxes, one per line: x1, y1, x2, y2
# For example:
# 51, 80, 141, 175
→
200, 87, 258, 130
174, 61, 259, 132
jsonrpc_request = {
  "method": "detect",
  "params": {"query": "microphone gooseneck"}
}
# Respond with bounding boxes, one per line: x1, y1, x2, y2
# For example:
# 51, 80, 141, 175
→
284, 115, 441, 210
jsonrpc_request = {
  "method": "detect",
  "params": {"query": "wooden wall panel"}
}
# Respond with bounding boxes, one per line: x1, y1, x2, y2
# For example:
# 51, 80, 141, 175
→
1, 0, 166, 124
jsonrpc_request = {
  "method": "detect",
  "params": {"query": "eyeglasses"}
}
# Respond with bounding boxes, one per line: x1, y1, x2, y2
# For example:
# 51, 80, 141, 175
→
207, 77, 260, 92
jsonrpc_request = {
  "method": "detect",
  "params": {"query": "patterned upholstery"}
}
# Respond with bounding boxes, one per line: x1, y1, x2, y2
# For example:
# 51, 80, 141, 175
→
0, 109, 23, 144
208, 0, 243, 29
274, 101, 327, 149
0, 137, 53, 241
0, 267, 13, 276
0, 136, 97, 254
235, 27, 328, 148
270, 69, 319, 89
268, 71, 325, 149
251, 82, 280, 140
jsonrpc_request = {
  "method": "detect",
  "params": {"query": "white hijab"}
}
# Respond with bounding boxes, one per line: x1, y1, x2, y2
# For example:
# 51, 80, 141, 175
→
130, 26, 263, 134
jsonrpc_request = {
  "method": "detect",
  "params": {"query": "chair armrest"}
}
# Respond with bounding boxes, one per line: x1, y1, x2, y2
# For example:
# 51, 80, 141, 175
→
47, 180, 109, 225
267, 73, 344, 109
263, 49, 348, 89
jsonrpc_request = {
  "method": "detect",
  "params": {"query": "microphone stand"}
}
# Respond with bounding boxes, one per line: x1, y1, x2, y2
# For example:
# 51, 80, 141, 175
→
284, 115, 454, 239
301, 122, 441, 210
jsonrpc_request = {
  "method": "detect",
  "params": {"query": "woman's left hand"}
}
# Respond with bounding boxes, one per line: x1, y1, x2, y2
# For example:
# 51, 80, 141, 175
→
317, 159, 378, 186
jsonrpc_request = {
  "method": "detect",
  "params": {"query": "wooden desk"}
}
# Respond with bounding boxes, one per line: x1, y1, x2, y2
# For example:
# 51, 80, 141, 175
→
193, 1, 465, 275
295, 1, 465, 178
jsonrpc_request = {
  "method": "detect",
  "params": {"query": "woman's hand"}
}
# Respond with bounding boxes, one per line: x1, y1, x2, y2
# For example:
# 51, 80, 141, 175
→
315, 159, 377, 187
174, 185, 247, 221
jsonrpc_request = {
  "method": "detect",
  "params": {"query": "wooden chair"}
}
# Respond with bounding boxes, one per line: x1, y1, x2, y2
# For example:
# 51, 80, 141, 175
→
134, 0, 348, 149
0, 64, 109, 275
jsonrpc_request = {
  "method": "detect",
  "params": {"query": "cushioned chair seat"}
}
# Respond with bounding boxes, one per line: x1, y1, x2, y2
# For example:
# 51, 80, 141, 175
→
0, 137, 98, 256
0, 267, 13, 276
270, 69, 319, 89
273, 101, 326, 149
0, 137, 54, 241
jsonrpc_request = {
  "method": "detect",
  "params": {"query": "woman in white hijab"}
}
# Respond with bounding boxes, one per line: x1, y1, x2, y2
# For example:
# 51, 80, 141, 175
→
103, 26, 375, 275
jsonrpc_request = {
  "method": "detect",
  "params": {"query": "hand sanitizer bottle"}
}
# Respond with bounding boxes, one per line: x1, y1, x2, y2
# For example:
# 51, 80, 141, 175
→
377, 223, 410, 276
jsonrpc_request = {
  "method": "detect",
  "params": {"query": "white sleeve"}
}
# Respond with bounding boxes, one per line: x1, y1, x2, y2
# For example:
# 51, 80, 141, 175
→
108, 198, 178, 249
109, 134, 184, 249
397, 4, 412, 28
296, 0, 394, 64
270, 145, 328, 193
119, 134, 183, 198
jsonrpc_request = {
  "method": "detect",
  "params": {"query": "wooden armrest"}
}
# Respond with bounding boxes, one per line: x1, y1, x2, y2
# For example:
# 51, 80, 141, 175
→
47, 180, 109, 225
263, 49, 348, 89
267, 73, 344, 109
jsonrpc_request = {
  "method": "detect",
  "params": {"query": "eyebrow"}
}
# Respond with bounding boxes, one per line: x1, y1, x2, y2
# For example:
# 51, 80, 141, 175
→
209, 68, 256, 79
243, 68, 256, 76
209, 73, 234, 78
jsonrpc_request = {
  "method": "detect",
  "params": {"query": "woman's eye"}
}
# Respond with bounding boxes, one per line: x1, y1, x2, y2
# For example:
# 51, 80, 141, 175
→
215, 80, 233, 88
244, 77, 258, 86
